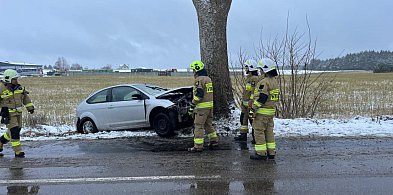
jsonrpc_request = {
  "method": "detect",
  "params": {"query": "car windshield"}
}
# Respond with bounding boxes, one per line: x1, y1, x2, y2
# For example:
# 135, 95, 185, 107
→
134, 84, 168, 95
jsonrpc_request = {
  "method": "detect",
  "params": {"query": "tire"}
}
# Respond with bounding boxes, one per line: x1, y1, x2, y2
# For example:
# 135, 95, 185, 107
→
153, 113, 175, 138
79, 118, 98, 134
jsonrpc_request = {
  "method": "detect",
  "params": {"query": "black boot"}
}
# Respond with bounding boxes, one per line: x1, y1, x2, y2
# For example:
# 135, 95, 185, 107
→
208, 141, 219, 150
188, 147, 203, 153
250, 153, 267, 160
268, 154, 275, 160
15, 152, 25, 158
234, 133, 247, 141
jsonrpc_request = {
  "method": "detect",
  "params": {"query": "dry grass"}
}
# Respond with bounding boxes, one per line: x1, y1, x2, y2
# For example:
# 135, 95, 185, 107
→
17, 72, 393, 127
317, 72, 393, 118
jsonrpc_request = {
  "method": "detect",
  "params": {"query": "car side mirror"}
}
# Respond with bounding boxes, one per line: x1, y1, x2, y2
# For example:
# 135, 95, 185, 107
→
132, 94, 143, 100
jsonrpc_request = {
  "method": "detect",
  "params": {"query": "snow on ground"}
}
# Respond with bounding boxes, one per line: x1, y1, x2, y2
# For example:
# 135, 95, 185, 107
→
1, 109, 392, 141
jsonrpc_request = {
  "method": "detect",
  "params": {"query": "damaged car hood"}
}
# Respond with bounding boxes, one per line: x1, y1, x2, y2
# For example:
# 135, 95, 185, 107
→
155, 86, 193, 98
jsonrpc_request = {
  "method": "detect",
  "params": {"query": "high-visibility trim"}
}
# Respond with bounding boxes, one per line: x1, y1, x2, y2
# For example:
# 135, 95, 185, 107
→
25, 103, 34, 108
269, 89, 280, 101
9, 107, 24, 113
1, 95, 12, 98
1, 90, 12, 98
254, 144, 267, 151
267, 142, 276, 149
246, 84, 252, 91
253, 100, 262, 108
11, 141, 21, 147
194, 138, 204, 145
14, 90, 24, 94
240, 126, 248, 133
193, 96, 200, 101
250, 94, 254, 100
240, 125, 248, 130
3, 133, 10, 141
256, 108, 275, 116
207, 132, 217, 139
196, 101, 213, 109
206, 82, 213, 93
242, 101, 249, 107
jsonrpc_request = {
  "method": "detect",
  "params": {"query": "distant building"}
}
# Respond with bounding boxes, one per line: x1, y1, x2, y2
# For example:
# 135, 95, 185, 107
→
118, 64, 129, 70
131, 68, 154, 72
0, 61, 43, 76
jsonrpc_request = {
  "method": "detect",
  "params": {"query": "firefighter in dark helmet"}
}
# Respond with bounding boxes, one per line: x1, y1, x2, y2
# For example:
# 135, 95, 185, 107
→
188, 60, 218, 152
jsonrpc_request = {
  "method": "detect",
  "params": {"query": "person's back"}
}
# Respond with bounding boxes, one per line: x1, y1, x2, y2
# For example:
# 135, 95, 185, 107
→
188, 60, 218, 152
250, 58, 280, 160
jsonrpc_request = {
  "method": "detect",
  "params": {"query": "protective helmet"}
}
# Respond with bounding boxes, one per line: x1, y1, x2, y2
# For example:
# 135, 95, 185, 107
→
244, 59, 257, 72
257, 58, 277, 73
3, 69, 19, 83
189, 60, 205, 72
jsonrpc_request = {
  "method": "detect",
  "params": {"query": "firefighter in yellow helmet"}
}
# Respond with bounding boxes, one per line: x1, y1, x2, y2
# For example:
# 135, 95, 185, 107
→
235, 59, 259, 143
188, 60, 218, 152
250, 58, 279, 160
0, 69, 34, 158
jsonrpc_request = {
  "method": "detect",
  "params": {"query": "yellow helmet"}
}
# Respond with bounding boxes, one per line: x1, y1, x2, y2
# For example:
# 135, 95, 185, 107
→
189, 60, 205, 72
3, 69, 19, 83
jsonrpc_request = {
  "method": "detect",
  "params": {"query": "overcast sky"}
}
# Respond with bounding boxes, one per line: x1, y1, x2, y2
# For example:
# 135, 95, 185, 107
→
1, 0, 392, 69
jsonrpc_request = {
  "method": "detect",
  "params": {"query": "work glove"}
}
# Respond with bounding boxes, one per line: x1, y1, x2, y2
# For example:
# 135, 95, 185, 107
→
249, 108, 255, 119
1, 116, 9, 124
188, 103, 196, 116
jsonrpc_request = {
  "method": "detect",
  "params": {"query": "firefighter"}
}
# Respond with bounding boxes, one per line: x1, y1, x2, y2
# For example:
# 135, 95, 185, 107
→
250, 58, 280, 160
0, 69, 34, 158
188, 60, 218, 152
234, 59, 259, 143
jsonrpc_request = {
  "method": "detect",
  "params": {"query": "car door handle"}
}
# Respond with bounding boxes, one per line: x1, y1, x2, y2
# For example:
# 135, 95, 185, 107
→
108, 105, 114, 109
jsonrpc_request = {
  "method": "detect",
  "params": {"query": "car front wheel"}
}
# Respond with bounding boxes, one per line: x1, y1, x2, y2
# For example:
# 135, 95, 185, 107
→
79, 118, 98, 134
153, 113, 175, 137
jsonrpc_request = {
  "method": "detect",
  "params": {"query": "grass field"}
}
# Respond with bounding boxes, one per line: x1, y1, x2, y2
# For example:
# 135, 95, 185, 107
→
17, 72, 393, 127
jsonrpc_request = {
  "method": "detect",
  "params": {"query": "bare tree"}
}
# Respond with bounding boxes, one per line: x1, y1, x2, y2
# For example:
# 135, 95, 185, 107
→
70, 63, 83, 70
54, 57, 69, 71
193, 0, 233, 118
256, 17, 335, 118
231, 48, 249, 109
101, 64, 112, 70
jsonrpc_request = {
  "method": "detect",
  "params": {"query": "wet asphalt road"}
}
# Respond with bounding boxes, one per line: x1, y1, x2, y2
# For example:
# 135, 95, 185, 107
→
1, 136, 393, 194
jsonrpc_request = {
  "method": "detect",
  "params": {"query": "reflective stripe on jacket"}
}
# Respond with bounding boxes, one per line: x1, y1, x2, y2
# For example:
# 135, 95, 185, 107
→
193, 75, 214, 109
252, 77, 279, 116
0, 83, 34, 113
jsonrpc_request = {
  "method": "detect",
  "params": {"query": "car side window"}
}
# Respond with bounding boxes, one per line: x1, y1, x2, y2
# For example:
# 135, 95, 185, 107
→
111, 86, 141, 102
87, 89, 109, 104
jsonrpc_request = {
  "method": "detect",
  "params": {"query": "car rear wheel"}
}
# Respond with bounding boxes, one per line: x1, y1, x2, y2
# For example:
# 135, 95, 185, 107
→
153, 113, 175, 137
80, 118, 98, 134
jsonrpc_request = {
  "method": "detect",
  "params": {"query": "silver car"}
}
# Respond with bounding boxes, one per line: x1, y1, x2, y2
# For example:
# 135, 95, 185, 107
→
76, 84, 193, 137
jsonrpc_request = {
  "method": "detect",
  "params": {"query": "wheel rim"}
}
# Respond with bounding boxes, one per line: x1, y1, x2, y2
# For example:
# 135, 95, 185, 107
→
82, 120, 94, 134
157, 117, 167, 132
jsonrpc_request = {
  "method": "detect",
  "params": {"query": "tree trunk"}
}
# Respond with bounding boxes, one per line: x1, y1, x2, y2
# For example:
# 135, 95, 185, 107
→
192, 0, 233, 118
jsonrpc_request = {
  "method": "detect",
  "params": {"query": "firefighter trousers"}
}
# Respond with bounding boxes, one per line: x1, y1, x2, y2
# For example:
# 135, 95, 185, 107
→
193, 108, 218, 149
240, 104, 251, 133
0, 113, 23, 153
251, 114, 275, 156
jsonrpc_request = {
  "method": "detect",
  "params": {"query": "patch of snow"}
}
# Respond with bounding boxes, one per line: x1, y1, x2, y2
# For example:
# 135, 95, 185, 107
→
1, 110, 392, 141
